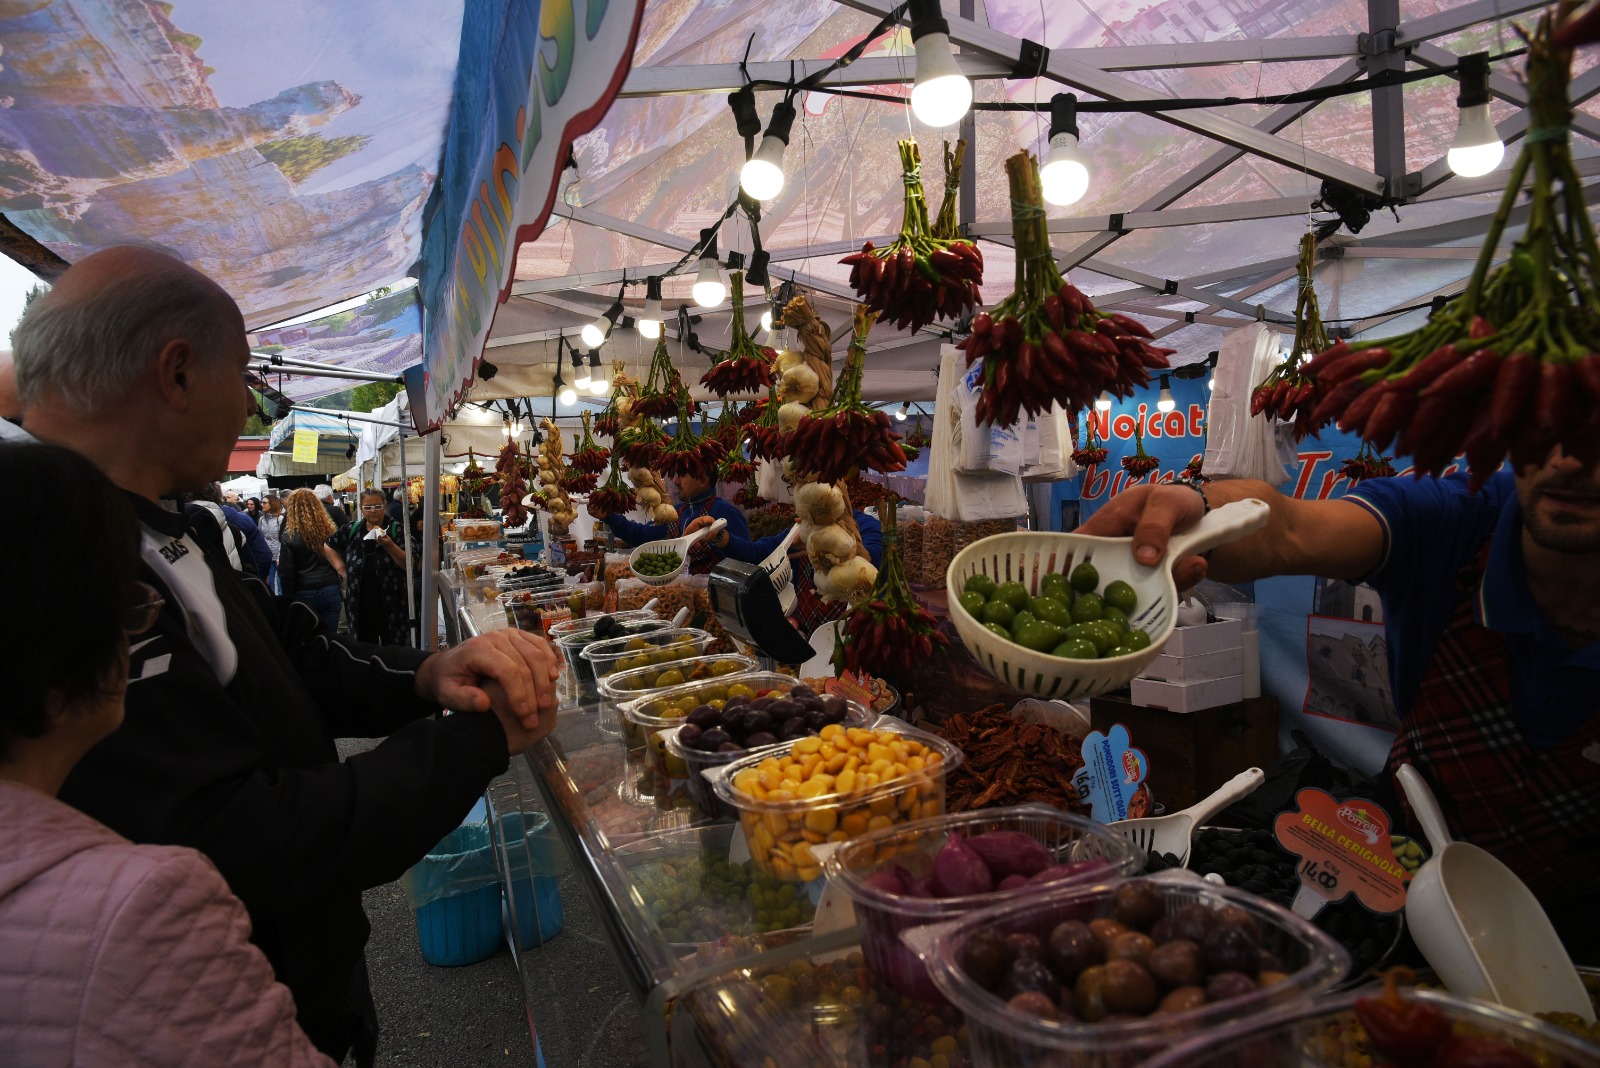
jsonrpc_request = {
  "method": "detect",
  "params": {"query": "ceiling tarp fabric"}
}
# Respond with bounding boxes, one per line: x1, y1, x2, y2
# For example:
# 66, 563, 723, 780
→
0, 0, 465, 330
251, 289, 424, 402
414, 0, 648, 431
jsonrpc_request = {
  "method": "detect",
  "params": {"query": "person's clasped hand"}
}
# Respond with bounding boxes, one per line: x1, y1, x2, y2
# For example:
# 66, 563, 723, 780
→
413, 628, 562, 731
1073, 483, 1210, 592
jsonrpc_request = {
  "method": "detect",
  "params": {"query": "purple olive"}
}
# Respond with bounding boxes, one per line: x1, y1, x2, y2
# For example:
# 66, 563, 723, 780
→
821, 696, 849, 722
716, 742, 742, 753
766, 698, 800, 720
677, 723, 703, 746
741, 710, 773, 736
780, 716, 807, 739
790, 684, 816, 700
698, 728, 731, 750
796, 696, 824, 714
804, 710, 828, 732
685, 706, 720, 730
744, 731, 778, 748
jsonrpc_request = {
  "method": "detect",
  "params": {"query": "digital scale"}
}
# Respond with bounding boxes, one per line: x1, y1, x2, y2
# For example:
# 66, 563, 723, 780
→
706, 559, 816, 665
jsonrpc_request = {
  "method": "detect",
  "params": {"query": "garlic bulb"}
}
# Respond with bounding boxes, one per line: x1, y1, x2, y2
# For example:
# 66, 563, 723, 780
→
807, 523, 856, 571
827, 557, 878, 601
795, 481, 846, 526
636, 487, 661, 508
775, 347, 804, 375
779, 363, 821, 403
778, 401, 811, 431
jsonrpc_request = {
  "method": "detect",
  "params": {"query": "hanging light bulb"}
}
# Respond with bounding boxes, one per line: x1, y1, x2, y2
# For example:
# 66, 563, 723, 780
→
907, 0, 972, 128
589, 376, 608, 396
1040, 93, 1091, 207
895, 403, 909, 422
740, 99, 797, 202
1157, 375, 1176, 413
571, 346, 590, 390
759, 308, 773, 333
581, 297, 623, 349
1448, 52, 1504, 178
637, 276, 664, 339
1095, 391, 1113, 412
1208, 374, 1216, 391
692, 229, 726, 307
553, 364, 575, 406
586, 349, 604, 395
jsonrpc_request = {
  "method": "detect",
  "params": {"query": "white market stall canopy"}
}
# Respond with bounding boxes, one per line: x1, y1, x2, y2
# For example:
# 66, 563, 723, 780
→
267, 408, 365, 453
460, 0, 1600, 409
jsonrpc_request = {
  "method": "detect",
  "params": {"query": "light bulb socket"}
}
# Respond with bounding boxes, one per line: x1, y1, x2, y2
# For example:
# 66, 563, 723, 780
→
1048, 93, 1079, 140
1456, 52, 1491, 109
746, 249, 771, 288
697, 229, 720, 268
907, 0, 950, 42
588, 350, 602, 371
763, 99, 797, 146
645, 275, 663, 302
726, 249, 746, 270
727, 86, 762, 140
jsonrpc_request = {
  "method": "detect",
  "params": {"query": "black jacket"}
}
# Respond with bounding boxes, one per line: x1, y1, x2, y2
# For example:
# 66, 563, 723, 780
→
61, 495, 510, 1064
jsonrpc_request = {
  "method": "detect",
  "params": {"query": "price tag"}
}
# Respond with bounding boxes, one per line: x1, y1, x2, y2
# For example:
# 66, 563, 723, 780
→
1272, 788, 1407, 919
1071, 723, 1149, 823
826, 672, 876, 709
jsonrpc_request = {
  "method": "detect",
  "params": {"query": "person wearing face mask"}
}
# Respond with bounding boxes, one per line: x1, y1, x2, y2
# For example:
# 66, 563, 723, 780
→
593, 467, 749, 575
0, 443, 332, 1067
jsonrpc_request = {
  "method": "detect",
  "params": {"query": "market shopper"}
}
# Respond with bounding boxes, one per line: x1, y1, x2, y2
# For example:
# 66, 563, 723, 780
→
1077, 455, 1600, 958
279, 487, 348, 633
596, 468, 749, 574
328, 489, 412, 646
0, 443, 332, 1068
687, 509, 884, 635
314, 483, 349, 528
257, 494, 286, 591
9, 245, 563, 1067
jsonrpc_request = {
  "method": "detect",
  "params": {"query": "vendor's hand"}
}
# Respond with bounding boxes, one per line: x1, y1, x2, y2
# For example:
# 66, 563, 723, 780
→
1075, 483, 1209, 591
414, 628, 562, 729
686, 515, 729, 548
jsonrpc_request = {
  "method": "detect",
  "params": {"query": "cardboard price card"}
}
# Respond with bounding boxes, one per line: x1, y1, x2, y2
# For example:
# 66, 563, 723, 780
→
1071, 723, 1149, 823
291, 428, 320, 464
1272, 788, 1407, 919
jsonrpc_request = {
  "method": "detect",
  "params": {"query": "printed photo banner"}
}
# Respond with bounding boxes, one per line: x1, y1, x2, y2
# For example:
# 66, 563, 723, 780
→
415, 0, 646, 432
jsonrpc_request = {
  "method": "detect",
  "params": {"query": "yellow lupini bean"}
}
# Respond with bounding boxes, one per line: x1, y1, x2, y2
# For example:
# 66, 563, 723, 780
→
727, 726, 952, 881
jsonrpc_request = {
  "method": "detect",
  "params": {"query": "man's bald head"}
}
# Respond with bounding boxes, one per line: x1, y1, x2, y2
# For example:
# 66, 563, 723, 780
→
0, 351, 18, 421
12, 246, 243, 414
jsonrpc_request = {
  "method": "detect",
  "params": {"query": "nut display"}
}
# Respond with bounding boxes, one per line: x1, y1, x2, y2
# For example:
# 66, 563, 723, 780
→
718, 724, 959, 882
954, 568, 1151, 660
633, 549, 682, 577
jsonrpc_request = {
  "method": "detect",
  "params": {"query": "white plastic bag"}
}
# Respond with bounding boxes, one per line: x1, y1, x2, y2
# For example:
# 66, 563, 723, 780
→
928, 347, 1029, 520
1204, 323, 1290, 484
953, 359, 1024, 476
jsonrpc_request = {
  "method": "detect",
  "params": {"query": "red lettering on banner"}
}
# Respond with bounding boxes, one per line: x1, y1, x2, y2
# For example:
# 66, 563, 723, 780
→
1112, 414, 1137, 439
1089, 410, 1110, 439
1188, 404, 1205, 436
1149, 413, 1163, 438
1164, 411, 1186, 437
1291, 451, 1333, 499
1086, 467, 1110, 497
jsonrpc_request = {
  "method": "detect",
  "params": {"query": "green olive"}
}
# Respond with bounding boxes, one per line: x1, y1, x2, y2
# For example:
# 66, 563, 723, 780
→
958, 591, 988, 618
1103, 580, 1138, 614
964, 574, 998, 600
1031, 596, 1073, 627
1125, 630, 1153, 650
981, 600, 1016, 628
1070, 561, 1100, 593
1070, 592, 1106, 624
1053, 638, 1100, 659
1040, 572, 1074, 604
994, 582, 1031, 612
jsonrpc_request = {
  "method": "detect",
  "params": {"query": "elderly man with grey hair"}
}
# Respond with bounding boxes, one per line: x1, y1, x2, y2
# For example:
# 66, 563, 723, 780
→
313, 482, 349, 528
8, 246, 562, 1067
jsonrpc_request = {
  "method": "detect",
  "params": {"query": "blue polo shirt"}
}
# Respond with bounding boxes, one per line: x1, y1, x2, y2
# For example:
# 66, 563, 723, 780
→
720, 511, 885, 569
1346, 470, 1600, 749
603, 490, 749, 550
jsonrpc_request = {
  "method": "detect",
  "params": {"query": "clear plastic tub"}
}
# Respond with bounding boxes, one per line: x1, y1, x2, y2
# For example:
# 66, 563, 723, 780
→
658, 680, 875, 820
823, 805, 1144, 1002
925, 874, 1351, 1068
707, 719, 965, 883
1142, 986, 1600, 1068
546, 608, 662, 644
581, 628, 715, 689
498, 588, 578, 634
453, 517, 503, 542
552, 617, 674, 691
609, 656, 760, 754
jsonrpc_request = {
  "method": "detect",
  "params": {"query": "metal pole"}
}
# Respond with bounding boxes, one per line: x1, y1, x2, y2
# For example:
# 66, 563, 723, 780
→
398, 430, 417, 647
421, 432, 442, 650
1366, 0, 1407, 198
959, 0, 977, 233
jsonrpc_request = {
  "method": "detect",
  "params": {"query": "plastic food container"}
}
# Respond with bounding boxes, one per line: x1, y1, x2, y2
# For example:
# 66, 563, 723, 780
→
1141, 986, 1600, 1068
610, 656, 760, 755
498, 588, 579, 635
453, 517, 503, 541
582, 627, 716, 690
926, 874, 1351, 1068
708, 719, 965, 884
546, 608, 662, 643
552, 618, 674, 691
824, 805, 1144, 1001
659, 679, 876, 820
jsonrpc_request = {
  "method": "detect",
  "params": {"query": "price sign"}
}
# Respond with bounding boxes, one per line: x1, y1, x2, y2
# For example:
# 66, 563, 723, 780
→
826, 672, 876, 710
1272, 788, 1407, 919
291, 428, 320, 464
1071, 723, 1149, 823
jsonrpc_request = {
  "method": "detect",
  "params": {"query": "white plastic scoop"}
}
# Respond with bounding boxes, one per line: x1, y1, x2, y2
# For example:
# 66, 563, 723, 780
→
757, 525, 801, 614
946, 498, 1271, 700
629, 518, 726, 586
1108, 767, 1265, 866
1397, 763, 1593, 1021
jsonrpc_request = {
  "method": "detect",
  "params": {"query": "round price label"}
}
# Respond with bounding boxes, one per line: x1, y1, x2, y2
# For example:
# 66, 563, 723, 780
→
1272, 788, 1407, 918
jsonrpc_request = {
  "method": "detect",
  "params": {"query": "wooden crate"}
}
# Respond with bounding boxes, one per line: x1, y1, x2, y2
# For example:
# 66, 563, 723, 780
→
1088, 692, 1279, 813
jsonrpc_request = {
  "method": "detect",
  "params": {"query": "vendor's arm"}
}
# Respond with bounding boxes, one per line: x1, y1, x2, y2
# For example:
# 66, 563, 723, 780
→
601, 511, 670, 548
708, 497, 750, 542
1074, 479, 1384, 590
690, 515, 786, 564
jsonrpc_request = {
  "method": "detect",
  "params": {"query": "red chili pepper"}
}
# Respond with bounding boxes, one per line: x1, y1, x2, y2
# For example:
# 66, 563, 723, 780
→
1317, 347, 1393, 388
1308, 376, 1371, 428
1419, 349, 1500, 399
1394, 344, 1466, 391
1533, 360, 1577, 444
1352, 969, 1452, 1063
1486, 351, 1538, 442
1298, 340, 1352, 378
1363, 389, 1417, 454
1468, 314, 1496, 339
1337, 381, 1391, 436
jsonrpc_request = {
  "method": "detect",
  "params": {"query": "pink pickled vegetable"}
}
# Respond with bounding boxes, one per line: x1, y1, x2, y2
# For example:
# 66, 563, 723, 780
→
966, 830, 1053, 879
1027, 859, 1112, 885
864, 869, 907, 896
997, 873, 1031, 891
894, 863, 935, 898
932, 832, 995, 897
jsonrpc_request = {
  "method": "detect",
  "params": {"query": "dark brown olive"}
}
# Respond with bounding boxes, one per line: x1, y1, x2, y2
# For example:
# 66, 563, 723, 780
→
1005, 932, 1045, 962
1100, 959, 1159, 1015
677, 723, 703, 746
1202, 923, 1260, 975
1149, 914, 1182, 943
1213, 904, 1259, 940
1047, 920, 1101, 981
1204, 971, 1259, 1003
961, 926, 1013, 990
717, 741, 742, 752
1154, 986, 1207, 1015
1112, 881, 1167, 931
789, 683, 816, 700
1107, 931, 1157, 968
1088, 918, 1130, 958
1146, 938, 1204, 989
1005, 957, 1061, 1002
1074, 965, 1108, 1022
698, 728, 731, 749
1006, 991, 1059, 1020
1170, 902, 1214, 944
745, 731, 778, 748
1057, 985, 1076, 1019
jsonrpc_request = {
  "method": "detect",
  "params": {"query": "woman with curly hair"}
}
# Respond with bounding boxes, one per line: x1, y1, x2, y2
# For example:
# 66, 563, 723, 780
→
278, 488, 345, 633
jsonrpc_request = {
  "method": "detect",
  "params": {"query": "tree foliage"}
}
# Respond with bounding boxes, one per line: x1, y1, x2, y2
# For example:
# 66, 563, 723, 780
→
348, 381, 402, 413
258, 133, 373, 185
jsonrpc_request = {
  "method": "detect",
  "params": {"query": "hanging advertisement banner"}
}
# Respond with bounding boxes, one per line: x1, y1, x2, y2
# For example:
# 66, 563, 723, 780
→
292, 429, 321, 464
414, 0, 647, 431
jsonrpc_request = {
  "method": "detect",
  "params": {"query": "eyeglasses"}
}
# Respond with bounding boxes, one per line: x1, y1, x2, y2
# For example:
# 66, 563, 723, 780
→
125, 581, 166, 635
360, 503, 385, 512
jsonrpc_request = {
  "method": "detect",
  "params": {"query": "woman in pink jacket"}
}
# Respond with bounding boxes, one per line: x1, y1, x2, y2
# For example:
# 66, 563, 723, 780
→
0, 443, 331, 1067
